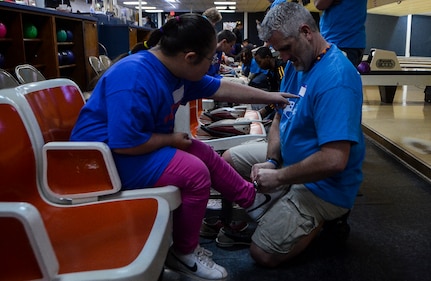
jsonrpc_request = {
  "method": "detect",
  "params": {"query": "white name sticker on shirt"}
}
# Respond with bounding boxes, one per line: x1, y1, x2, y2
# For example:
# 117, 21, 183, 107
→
172, 85, 185, 103
298, 85, 307, 97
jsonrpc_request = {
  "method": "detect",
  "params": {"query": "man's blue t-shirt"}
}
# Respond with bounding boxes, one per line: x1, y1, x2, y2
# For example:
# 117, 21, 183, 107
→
279, 45, 365, 209
320, 0, 367, 49
70, 50, 221, 189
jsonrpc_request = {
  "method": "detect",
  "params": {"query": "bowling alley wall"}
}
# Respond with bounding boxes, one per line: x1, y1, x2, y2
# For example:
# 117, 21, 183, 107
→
212, 11, 431, 58
365, 14, 431, 57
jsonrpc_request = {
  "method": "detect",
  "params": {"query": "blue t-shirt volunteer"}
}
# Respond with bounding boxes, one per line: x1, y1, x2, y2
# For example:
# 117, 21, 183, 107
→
279, 45, 365, 209
71, 50, 221, 189
319, 0, 367, 49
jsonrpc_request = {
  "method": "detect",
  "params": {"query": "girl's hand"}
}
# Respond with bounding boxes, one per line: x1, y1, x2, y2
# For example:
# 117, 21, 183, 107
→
172, 132, 192, 150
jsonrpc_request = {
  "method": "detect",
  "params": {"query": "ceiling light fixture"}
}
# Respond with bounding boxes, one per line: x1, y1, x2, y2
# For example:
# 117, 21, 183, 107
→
218, 6, 236, 13
214, 1, 236, 5
217, 5, 236, 9
145, 9, 164, 12
123, 1, 147, 5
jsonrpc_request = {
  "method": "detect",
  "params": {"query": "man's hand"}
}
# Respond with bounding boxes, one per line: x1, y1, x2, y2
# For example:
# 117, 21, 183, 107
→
251, 162, 280, 193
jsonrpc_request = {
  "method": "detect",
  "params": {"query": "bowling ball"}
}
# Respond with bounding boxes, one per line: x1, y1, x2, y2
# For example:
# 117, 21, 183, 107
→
66, 50, 75, 64
0, 22, 7, 38
58, 52, 63, 65
66, 30, 73, 41
24, 24, 38, 39
57, 30, 67, 42
61, 51, 69, 64
357, 61, 370, 74
0, 53, 4, 68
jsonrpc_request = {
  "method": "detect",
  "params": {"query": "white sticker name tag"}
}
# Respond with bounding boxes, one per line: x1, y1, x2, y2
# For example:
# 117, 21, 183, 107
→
298, 85, 307, 97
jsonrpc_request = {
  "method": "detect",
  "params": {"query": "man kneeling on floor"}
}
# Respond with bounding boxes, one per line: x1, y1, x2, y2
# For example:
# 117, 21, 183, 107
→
219, 2, 365, 267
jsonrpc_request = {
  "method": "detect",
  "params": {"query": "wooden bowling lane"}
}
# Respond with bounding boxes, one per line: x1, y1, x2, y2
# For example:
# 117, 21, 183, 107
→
362, 85, 431, 182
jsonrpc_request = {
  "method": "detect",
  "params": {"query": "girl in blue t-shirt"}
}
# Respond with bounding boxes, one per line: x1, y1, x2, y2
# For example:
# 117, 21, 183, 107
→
71, 13, 293, 281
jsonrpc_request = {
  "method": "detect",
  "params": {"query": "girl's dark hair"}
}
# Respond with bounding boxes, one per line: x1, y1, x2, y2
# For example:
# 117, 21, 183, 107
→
89, 14, 215, 88
141, 13, 216, 63
240, 49, 253, 65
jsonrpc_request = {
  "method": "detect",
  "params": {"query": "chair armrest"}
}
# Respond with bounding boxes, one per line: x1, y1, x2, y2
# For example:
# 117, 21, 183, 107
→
103, 185, 182, 211
0, 202, 58, 280
42, 141, 121, 204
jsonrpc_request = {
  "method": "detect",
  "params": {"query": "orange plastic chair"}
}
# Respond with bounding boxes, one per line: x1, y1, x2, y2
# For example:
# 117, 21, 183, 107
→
7, 78, 180, 209
0, 95, 171, 281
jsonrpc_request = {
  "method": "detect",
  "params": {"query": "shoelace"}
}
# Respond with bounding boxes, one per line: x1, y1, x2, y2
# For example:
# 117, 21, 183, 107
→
195, 246, 215, 268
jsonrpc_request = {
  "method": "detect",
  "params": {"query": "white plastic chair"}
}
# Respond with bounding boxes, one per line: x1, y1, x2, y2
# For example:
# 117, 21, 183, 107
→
0, 68, 19, 89
15, 64, 46, 84
99, 54, 112, 69
88, 56, 104, 76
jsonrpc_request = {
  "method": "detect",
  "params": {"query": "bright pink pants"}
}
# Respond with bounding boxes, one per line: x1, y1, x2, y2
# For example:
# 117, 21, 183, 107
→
154, 139, 255, 254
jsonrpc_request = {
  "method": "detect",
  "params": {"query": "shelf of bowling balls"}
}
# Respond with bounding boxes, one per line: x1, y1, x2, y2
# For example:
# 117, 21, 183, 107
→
0, 1, 97, 90
58, 49, 76, 67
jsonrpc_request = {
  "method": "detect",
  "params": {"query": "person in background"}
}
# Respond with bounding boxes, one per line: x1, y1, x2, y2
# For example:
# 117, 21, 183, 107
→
143, 15, 156, 28
207, 29, 237, 78
70, 14, 295, 280
253, 46, 286, 92
232, 21, 244, 55
247, 55, 269, 91
249, 46, 287, 118
314, 0, 367, 66
203, 7, 223, 27
241, 39, 254, 52
234, 38, 255, 61
240, 48, 253, 77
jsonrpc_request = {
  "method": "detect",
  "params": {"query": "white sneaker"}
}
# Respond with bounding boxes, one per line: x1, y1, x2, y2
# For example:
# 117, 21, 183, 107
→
246, 187, 288, 221
165, 245, 228, 280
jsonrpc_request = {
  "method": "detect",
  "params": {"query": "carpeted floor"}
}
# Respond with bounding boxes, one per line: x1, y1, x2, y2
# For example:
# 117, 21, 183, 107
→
162, 136, 431, 281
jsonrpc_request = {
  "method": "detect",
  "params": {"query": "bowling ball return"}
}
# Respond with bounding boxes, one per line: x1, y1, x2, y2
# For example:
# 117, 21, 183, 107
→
360, 49, 431, 103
